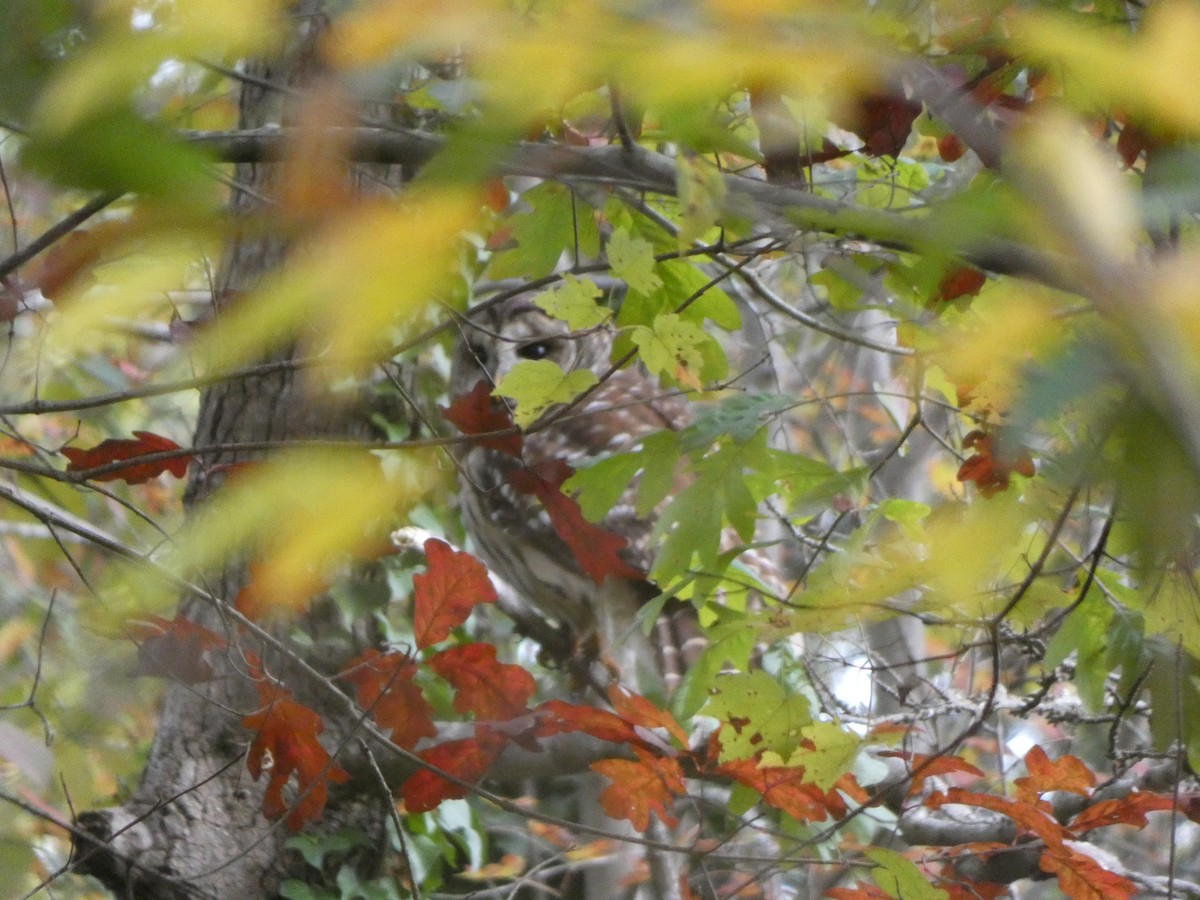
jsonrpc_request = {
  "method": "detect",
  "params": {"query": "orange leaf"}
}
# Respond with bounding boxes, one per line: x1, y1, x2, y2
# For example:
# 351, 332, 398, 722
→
956, 429, 1035, 498
508, 459, 644, 585
719, 758, 849, 823
61, 431, 192, 483
340, 649, 437, 750
607, 685, 688, 747
876, 751, 985, 797
534, 699, 641, 745
428, 642, 536, 720
127, 614, 226, 684
440, 381, 523, 457
592, 747, 685, 831
1068, 792, 1176, 834
1016, 746, 1095, 803
927, 788, 1065, 852
242, 687, 349, 830
826, 885, 894, 900
401, 727, 506, 813
1039, 845, 1136, 900
412, 538, 498, 649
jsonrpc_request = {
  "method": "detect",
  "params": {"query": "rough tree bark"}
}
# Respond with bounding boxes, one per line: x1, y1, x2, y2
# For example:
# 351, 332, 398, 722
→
71, 5, 390, 897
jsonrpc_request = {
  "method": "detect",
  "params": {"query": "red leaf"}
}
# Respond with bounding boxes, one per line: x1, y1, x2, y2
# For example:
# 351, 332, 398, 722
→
1016, 746, 1095, 803
127, 614, 226, 684
1068, 792, 1176, 834
847, 92, 922, 157
61, 431, 192, 484
401, 727, 506, 813
938, 133, 967, 163
428, 642, 536, 720
927, 788, 1065, 852
242, 687, 350, 830
956, 429, 1036, 498
936, 266, 987, 302
508, 460, 645, 584
534, 699, 641, 746
440, 381, 523, 457
412, 538, 498, 649
340, 649, 437, 750
592, 747, 685, 831
607, 685, 688, 747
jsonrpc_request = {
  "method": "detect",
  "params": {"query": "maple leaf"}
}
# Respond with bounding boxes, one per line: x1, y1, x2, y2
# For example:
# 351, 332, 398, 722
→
534, 699, 641, 745
1068, 792, 1176, 835
508, 459, 645, 584
127, 614, 226, 684
592, 747, 685, 831
401, 726, 507, 813
242, 686, 350, 830
440, 381, 523, 457
340, 649, 437, 750
412, 538, 498, 649
1015, 746, 1095, 804
61, 431, 192, 484
956, 429, 1035, 498
427, 642, 536, 720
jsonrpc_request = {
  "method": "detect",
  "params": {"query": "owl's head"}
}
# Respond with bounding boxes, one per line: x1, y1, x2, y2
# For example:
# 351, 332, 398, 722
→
450, 294, 614, 391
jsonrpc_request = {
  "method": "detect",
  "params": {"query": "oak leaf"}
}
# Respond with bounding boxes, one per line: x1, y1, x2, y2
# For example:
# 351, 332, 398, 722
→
534, 699, 640, 746
508, 459, 644, 584
1016, 746, 1095, 803
876, 751, 985, 797
956, 430, 1035, 498
1039, 844, 1136, 900
592, 747, 685, 831
427, 642, 536, 720
61, 431, 192, 483
607, 685, 688, 747
127, 614, 226, 684
412, 538, 498, 649
1068, 793, 1175, 834
243, 687, 349, 830
340, 649, 436, 750
401, 727, 506, 813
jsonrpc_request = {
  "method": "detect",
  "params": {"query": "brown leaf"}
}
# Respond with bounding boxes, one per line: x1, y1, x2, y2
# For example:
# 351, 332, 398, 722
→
412, 538, 498, 649
127, 614, 226, 684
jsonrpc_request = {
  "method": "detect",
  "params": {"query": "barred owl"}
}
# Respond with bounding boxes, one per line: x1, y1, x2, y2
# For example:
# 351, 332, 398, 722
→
449, 293, 776, 694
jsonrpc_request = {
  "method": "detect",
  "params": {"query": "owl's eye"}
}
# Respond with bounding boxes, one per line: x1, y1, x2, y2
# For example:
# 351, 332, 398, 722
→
517, 340, 555, 361
467, 342, 491, 367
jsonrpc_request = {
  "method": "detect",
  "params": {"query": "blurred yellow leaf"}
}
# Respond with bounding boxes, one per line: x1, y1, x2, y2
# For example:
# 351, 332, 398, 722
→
1007, 110, 1139, 269
1012, 2, 1200, 135
165, 448, 439, 616
198, 192, 479, 374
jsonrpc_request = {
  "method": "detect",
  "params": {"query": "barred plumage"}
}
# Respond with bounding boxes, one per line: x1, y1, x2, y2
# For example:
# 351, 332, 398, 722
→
449, 294, 779, 694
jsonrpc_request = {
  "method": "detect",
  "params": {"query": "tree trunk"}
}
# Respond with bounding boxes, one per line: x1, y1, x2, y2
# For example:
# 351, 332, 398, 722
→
71, 5, 389, 897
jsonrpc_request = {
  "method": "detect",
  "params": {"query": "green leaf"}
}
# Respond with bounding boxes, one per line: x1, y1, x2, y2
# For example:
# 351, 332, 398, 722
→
864, 847, 949, 900
684, 393, 794, 446
676, 152, 727, 247
608, 227, 662, 294
630, 314, 711, 387
700, 671, 812, 762
564, 452, 646, 521
488, 182, 600, 279
532, 275, 611, 330
672, 620, 757, 719
878, 498, 931, 542
493, 359, 598, 428
792, 722, 860, 791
